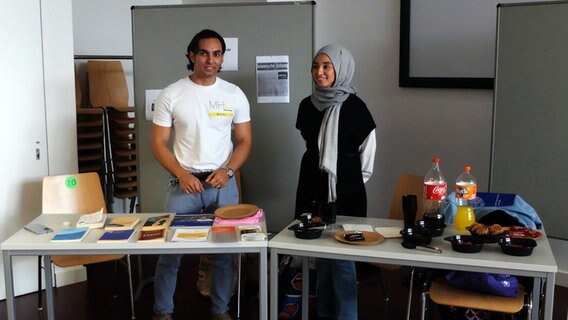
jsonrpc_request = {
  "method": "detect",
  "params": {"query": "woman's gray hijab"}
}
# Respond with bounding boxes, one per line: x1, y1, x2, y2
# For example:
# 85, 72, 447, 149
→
311, 44, 357, 203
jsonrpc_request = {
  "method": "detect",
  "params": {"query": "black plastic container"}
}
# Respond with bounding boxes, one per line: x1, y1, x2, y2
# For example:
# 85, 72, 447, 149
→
444, 235, 484, 253
400, 227, 432, 246
288, 222, 324, 240
498, 236, 537, 256
415, 219, 446, 237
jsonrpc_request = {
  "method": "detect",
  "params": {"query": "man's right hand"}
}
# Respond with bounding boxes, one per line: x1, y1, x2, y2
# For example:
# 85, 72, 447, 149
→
178, 171, 205, 194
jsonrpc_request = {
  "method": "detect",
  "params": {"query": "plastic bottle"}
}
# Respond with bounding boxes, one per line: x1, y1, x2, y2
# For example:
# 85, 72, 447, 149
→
423, 157, 447, 218
454, 165, 477, 230
455, 165, 477, 206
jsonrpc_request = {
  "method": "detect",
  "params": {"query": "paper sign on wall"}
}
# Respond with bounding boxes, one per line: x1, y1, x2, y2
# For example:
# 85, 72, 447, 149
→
222, 37, 238, 71
256, 55, 290, 103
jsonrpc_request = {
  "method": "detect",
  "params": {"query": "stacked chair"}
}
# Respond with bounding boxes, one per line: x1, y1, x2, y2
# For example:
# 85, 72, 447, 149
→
86, 60, 138, 213
75, 69, 108, 189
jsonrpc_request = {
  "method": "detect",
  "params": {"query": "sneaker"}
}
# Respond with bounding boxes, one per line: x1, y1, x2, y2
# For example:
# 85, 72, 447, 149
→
153, 314, 173, 320
210, 312, 233, 320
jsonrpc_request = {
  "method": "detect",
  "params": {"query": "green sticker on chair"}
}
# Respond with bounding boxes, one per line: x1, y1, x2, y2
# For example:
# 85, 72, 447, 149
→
65, 175, 78, 189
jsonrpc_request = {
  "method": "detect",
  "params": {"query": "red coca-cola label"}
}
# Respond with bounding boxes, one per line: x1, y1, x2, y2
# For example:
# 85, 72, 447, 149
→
424, 183, 447, 200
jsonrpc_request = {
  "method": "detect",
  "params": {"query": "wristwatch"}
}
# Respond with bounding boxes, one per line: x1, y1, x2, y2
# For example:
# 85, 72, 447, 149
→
223, 167, 234, 178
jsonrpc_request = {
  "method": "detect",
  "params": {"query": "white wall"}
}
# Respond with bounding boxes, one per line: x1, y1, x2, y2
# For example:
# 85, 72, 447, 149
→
0, 0, 77, 300
313, 1, 493, 215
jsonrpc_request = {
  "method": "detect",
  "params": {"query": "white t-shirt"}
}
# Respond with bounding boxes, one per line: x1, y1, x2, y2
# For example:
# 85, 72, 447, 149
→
153, 76, 250, 171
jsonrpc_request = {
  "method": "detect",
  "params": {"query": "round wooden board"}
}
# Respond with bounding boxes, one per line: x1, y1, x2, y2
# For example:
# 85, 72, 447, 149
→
334, 231, 384, 245
214, 204, 259, 219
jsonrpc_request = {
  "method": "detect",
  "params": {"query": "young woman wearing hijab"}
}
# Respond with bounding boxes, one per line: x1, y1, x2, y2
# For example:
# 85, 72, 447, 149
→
294, 44, 377, 319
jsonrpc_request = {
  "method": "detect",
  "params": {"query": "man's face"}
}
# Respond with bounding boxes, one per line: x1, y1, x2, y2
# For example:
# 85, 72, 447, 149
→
189, 37, 224, 84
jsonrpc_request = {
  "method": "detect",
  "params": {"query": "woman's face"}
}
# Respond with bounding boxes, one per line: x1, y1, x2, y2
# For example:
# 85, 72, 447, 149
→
311, 53, 335, 88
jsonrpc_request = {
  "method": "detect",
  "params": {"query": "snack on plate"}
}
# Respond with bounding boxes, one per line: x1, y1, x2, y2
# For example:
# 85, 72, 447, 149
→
467, 222, 509, 236
506, 226, 542, 239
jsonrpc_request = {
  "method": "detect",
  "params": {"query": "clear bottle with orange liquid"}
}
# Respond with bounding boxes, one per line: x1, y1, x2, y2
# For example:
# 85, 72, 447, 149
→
454, 165, 477, 230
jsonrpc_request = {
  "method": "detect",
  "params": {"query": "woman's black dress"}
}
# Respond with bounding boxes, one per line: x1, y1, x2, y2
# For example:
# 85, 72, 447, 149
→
295, 94, 376, 219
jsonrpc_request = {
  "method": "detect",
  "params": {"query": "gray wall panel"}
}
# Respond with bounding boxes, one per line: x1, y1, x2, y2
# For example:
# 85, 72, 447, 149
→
133, 3, 314, 231
492, 2, 568, 239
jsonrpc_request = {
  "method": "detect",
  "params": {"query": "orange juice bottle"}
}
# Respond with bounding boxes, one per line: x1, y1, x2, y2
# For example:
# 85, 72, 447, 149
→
454, 165, 477, 230
454, 205, 475, 230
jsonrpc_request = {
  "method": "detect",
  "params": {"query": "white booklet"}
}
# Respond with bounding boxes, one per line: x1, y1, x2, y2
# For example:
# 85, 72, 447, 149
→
171, 227, 210, 242
76, 207, 105, 229
342, 224, 374, 232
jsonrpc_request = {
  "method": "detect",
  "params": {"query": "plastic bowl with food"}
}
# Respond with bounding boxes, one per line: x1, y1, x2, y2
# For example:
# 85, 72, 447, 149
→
498, 235, 537, 256
444, 235, 484, 253
415, 219, 446, 237
288, 222, 325, 240
400, 227, 432, 246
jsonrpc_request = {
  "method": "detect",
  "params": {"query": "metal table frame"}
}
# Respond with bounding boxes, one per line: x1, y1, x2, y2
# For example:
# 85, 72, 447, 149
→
269, 216, 557, 320
2, 213, 268, 320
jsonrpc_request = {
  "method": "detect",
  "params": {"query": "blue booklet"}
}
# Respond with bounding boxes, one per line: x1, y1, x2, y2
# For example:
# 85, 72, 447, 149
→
51, 227, 90, 242
97, 229, 136, 243
171, 214, 215, 228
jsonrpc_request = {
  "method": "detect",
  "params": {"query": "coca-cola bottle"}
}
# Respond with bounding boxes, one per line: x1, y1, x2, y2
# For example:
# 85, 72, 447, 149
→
423, 157, 447, 219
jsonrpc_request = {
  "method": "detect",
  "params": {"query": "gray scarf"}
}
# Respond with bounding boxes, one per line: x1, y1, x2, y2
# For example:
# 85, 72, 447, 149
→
310, 44, 357, 203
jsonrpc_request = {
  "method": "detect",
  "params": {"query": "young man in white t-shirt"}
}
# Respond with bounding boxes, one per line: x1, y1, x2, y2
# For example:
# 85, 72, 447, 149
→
151, 29, 252, 320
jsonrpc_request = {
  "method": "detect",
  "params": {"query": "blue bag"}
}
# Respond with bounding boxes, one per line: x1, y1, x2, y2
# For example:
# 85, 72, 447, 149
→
445, 271, 519, 298
442, 192, 543, 229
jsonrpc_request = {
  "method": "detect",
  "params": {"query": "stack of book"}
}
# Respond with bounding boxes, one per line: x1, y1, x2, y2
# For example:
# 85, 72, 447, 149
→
170, 214, 215, 242
137, 214, 173, 242
97, 215, 140, 243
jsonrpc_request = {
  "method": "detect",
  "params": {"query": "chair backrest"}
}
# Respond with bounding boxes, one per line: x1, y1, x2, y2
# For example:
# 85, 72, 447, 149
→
388, 173, 425, 220
42, 172, 107, 214
87, 60, 129, 108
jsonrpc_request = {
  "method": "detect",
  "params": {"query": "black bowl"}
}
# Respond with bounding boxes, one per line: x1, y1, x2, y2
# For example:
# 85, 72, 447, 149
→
466, 228, 503, 243
444, 235, 484, 253
422, 214, 446, 228
498, 236, 537, 256
415, 219, 446, 237
288, 222, 324, 240
400, 227, 432, 245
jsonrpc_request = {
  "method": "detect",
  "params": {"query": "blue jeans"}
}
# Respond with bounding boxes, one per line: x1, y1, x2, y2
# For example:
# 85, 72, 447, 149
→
153, 177, 238, 316
316, 258, 358, 320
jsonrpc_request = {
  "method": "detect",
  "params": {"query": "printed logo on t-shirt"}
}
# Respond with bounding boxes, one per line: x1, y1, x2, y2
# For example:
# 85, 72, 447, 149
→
208, 100, 234, 117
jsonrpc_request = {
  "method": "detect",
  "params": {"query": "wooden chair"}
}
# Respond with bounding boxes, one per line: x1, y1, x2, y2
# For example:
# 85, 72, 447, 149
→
424, 278, 528, 319
357, 173, 425, 318
87, 60, 138, 212
40, 172, 135, 319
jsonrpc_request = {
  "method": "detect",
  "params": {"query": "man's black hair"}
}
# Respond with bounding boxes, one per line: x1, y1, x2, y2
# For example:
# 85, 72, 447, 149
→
186, 29, 226, 71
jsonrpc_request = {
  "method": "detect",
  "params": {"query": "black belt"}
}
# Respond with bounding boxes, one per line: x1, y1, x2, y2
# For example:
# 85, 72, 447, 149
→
191, 171, 213, 181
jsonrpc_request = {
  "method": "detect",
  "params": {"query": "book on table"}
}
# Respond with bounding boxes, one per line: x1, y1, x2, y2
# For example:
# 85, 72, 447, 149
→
237, 225, 267, 241
76, 207, 105, 229
137, 214, 173, 242
104, 216, 140, 231
97, 229, 136, 243
51, 227, 90, 242
141, 214, 173, 230
170, 213, 215, 228
137, 228, 167, 242
211, 225, 238, 242
171, 228, 210, 242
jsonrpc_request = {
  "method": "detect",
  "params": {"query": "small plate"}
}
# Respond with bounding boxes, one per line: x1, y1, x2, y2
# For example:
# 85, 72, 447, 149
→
334, 231, 384, 245
214, 204, 259, 219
